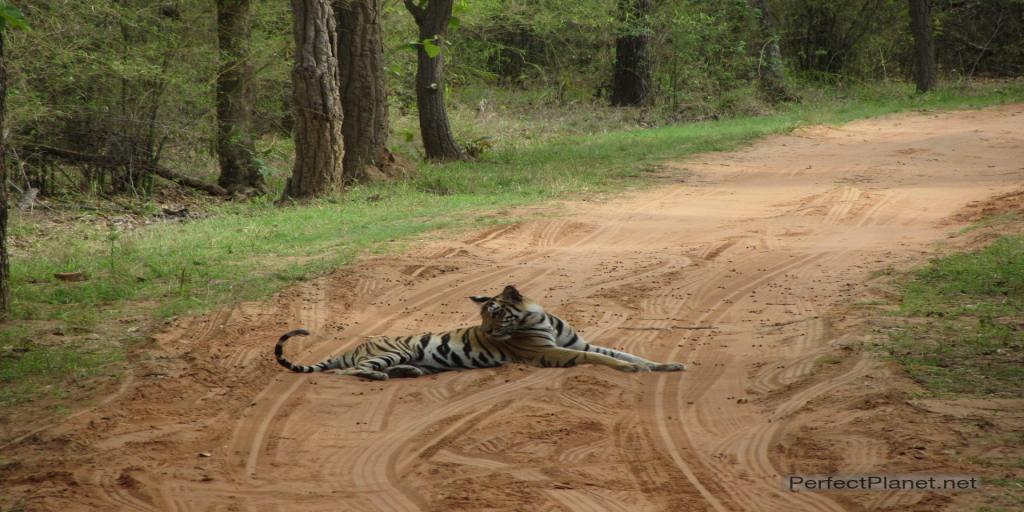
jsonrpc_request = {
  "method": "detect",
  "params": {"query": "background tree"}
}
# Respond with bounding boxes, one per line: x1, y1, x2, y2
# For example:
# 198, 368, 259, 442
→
0, 18, 8, 317
335, 0, 393, 182
403, 0, 462, 161
0, 3, 24, 318
908, 0, 936, 92
216, 0, 267, 194
750, 0, 793, 102
610, 0, 652, 106
284, 0, 344, 199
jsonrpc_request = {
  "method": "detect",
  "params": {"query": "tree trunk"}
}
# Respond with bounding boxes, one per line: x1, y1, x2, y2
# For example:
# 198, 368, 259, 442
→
610, 0, 652, 107
0, 32, 8, 317
335, 0, 392, 182
751, 0, 794, 102
284, 0, 344, 199
908, 0, 937, 92
404, 0, 462, 161
216, 0, 267, 194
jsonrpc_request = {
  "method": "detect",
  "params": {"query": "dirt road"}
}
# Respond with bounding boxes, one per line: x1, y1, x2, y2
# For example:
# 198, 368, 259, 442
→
4, 105, 1023, 511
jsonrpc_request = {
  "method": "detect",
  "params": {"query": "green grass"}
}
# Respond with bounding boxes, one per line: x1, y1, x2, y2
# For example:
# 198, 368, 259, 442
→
0, 343, 123, 406
4, 79, 1024, 411
958, 212, 1022, 236
883, 231, 1024, 512
887, 236, 1024, 398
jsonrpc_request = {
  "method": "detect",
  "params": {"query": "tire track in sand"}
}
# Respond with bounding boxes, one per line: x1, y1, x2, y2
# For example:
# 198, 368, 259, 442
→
646, 158, 916, 512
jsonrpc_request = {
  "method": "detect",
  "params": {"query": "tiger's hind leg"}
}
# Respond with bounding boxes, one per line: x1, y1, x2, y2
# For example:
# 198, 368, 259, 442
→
337, 368, 390, 380
337, 352, 422, 381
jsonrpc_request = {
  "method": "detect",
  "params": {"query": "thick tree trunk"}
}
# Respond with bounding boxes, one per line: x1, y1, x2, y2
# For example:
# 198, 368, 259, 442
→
751, 0, 794, 102
908, 0, 937, 92
284, 0, 344, 199
335, 0, 393, 182
216, 0, 267, 194
404, 0, 462, 161
0, 33, 8, 317
610, 0, 652, 107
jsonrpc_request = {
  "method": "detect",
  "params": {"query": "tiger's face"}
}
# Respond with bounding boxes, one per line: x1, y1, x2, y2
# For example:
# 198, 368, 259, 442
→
470, 285, 544, 338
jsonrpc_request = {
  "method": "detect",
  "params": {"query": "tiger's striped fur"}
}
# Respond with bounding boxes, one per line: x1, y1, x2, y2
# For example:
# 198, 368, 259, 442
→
275, 285, 686, 380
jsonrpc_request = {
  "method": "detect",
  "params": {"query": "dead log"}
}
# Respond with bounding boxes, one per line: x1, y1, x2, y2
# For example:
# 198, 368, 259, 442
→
148, 164, 228, 196
20, 143, 228, 196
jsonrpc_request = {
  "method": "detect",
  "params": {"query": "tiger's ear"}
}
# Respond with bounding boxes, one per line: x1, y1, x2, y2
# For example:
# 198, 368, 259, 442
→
501, 285, 523, 301
469, 296, 491, 304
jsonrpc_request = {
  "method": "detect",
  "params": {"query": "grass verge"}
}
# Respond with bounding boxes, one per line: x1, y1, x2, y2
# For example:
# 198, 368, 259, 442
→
3, 80, 1024, 416
887, 236, 1024, 398
882, 226, 1024, 511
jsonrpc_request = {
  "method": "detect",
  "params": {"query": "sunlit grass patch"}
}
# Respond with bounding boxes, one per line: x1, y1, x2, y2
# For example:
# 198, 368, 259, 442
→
887, 236, 1024, 398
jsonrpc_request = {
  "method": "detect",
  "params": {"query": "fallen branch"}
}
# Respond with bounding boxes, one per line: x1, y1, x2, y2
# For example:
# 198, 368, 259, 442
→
20, 143, 228, 196
148, 164, 228, 197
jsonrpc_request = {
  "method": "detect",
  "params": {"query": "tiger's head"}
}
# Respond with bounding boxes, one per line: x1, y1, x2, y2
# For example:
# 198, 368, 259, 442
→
470, 285, 545, 338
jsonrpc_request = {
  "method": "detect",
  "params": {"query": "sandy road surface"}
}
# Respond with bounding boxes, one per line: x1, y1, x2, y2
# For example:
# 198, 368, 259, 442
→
3, 105, 1023, 511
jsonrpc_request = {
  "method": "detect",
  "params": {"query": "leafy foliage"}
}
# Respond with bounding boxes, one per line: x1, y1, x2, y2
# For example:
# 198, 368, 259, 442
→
1, 0, 1022, 197
0, 2, 27, 31
6, 1, 218, 195
650, 1, 760, 115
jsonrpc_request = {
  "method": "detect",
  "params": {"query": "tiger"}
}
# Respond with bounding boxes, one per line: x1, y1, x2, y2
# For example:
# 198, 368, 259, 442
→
275, 285, 686, 380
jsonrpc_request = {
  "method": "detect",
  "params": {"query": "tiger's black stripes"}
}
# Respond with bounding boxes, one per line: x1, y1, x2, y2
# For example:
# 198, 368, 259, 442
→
274, 286, 687, 380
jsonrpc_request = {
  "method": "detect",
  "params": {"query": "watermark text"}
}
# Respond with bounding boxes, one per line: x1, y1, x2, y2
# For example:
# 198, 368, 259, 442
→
784, 475, 980, 492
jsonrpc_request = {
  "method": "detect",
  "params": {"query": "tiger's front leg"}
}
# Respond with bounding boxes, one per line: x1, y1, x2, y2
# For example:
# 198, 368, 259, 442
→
567, 340, 686, 372
536, 346, 648, 372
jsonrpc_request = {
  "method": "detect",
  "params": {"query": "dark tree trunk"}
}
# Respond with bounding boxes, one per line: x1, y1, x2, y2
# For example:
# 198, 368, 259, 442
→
611, 0, 652, 107
0, 32, 8, 317
216, 0, 267, 194
284, 0, 344, 199
404, 0, 462, 161
335, 0, 393, 182
908, 0, 937, 92
751, 0, 794, 102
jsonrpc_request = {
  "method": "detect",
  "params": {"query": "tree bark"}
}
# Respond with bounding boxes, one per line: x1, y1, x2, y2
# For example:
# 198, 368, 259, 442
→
751, 0, 794, 102
404, 0, 462, 161
0, 32, 9, 317
908, 0, 937, 92
216, 0, 267, 194
335, 0, 393, 182
610, 0, 652, 107
284, 0, 344, 199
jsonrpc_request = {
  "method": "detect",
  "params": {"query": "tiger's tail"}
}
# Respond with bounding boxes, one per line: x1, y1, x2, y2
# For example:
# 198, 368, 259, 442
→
275, 329, 336, 373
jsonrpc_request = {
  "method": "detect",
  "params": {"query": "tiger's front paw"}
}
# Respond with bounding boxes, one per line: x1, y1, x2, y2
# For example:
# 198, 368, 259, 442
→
617, 364, 651, 373
653, 362, 687, 372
